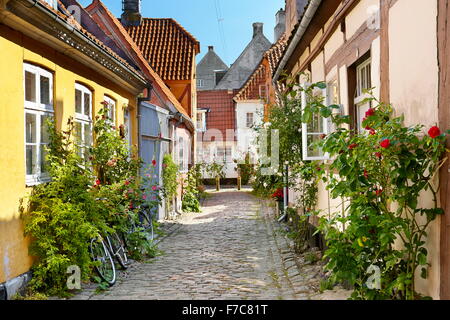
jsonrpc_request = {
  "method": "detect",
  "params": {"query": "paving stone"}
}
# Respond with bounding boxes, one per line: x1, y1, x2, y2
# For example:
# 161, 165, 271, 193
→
67, 189, 325, 300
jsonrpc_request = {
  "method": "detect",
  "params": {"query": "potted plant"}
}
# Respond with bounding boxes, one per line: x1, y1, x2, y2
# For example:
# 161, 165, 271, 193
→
271, 188, 284, 214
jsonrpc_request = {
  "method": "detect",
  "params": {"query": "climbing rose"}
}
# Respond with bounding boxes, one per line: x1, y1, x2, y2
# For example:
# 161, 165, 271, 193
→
375, 189, 383, 196
142, 195, 147, 200
363, 169, 368, 179
348, 143, 358, 150
95, 179, 101, 186
428, 126, 441, 139
375, 152, 382, 159
124, 180, 130, 186
380, 139, 391, 149
152, 159, 157, 166
152, 185, 158, 191
365, 108, 375, 117
369, 129, 376, 135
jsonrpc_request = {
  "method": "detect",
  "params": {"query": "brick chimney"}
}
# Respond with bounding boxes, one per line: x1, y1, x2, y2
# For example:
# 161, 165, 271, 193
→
274, 8, 286, 42
253, 22, 264, 38
121, 0, 142, 27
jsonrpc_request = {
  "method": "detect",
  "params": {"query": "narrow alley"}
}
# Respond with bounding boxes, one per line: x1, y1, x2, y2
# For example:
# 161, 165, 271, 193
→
70, 189, 344, 300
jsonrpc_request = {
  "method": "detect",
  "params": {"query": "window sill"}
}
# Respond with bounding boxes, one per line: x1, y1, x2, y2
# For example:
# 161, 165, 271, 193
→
26, 176, 51, 187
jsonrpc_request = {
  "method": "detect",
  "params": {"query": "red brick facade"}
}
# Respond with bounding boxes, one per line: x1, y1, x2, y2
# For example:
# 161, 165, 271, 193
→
197, 90, 239, 141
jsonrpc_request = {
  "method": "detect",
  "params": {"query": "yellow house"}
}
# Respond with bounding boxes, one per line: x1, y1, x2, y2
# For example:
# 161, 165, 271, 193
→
0, 0, 147, 298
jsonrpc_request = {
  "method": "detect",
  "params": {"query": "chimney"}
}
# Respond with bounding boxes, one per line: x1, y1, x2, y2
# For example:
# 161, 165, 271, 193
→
253, 22, 264, 38
121, 0, 142, 27
208, 46, 214, 51
274, 8, 286, 42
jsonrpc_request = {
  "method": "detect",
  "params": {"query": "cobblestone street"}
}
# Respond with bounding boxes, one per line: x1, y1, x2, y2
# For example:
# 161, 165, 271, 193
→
70, 189, 349, 300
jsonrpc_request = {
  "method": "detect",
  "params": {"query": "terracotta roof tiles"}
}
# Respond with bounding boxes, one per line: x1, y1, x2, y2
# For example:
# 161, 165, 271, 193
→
125, 18, 200, 81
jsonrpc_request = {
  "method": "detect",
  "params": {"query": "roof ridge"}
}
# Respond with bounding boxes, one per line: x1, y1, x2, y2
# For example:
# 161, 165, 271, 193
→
141, 17, 200, 53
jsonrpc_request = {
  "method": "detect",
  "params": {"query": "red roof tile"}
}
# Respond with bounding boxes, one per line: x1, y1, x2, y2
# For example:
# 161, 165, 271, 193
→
125, 18, 200, 81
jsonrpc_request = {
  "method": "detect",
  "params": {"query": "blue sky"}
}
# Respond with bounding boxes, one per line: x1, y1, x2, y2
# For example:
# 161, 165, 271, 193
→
78, 0, 284, 66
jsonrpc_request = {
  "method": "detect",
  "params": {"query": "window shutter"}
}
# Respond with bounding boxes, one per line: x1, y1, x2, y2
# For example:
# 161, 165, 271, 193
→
301, 84, 330, 161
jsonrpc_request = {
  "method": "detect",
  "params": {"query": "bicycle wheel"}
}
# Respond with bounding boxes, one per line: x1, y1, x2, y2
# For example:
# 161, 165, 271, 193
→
90, 238, 116, 285
140, 210, 154, 242
108, 232, 128, 270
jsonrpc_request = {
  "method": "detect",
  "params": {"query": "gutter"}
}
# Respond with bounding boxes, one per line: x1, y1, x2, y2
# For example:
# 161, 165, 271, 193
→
273, 0, 322, 83
13, 0, 147, 90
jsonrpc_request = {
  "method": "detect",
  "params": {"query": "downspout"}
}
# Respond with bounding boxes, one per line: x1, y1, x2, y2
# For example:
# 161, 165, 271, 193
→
273, 0, 322, 83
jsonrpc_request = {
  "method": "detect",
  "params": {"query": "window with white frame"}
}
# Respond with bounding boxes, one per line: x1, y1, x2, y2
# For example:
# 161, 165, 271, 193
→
103, 95, 116, 124
355, 58, 372, 133
197, 79, 204, 88
124, 109, 132, 147
196, 110, 207, 132
301, 84, 330, 161
74, 83, 93, 161
246, 112, 254, 128
24, 63, 54, 185
178, 136, 187, 172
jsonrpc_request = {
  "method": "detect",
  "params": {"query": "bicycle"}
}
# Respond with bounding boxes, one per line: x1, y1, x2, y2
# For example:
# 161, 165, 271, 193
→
89, 199, 129, 286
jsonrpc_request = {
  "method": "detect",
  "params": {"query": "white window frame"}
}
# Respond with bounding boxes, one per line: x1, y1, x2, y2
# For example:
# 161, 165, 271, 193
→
74, 83, 93, 160
103, 95, 116, 124
355, 58, 372, 133
124, 109, 132, 147
246, 112, 254, 128
24, 63, 54, 186
178, 136, 188, 172
197, 79, 204, 88
196, 110, 207, 132
301, 83, 330, 161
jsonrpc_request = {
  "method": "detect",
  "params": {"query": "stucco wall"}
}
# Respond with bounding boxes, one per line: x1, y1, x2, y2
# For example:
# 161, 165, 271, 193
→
0, 26, 137, 283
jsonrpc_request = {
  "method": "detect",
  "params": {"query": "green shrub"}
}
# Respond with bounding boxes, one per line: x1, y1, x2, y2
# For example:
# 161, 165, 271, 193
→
182, 169, 201, 213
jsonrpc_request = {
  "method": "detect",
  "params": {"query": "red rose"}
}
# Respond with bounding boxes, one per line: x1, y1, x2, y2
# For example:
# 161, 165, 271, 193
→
124, 180, 130, 186
365, 126, 372, 131
152, 159, 157, 166
375, 189, 383, 196
363, 169, 368, 179
348, 143, 358, 150
320, 134, 327, 139
375, 152, 382, 159
365, 108, 375, 117
369, 129, 376, 136
95, 179, 101, 186
428, 126, 441, 139
380, 139, 390, 149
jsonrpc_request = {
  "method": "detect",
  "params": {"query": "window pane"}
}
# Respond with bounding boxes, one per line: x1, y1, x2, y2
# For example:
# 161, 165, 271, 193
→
84, 123, 92, 147
74, 121, 82, 144
25, 71, 36, 102
26, 113, 36, 143
307, 134, 324, 158
26, 145, 37, 175
75, 89, 82, 114
84, 92, 91, 117
307, 113, 324, 133
40, 145, 48, 174
40, 75, 50, 105
40, 114, 51, 144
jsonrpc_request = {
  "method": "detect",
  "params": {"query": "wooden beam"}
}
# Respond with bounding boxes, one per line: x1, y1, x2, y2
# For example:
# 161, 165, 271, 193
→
286, 0, 359, 74
438, 0, 450, 300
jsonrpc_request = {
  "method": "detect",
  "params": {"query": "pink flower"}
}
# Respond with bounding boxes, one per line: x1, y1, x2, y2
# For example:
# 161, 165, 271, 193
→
152, 185, 158, 191
162, 163, 167, 169
142, 195, 147, 200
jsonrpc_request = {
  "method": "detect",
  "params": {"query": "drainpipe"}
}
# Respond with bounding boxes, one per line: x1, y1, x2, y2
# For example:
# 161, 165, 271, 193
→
273, 0, 322, 83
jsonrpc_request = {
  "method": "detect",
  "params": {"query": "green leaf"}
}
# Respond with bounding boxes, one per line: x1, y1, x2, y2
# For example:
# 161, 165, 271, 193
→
315, 82, 327, 89
320, 107, 332, 118
302, 109, 312, 123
